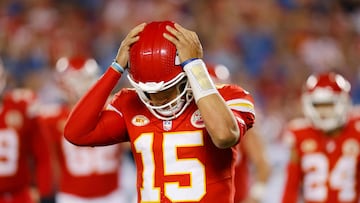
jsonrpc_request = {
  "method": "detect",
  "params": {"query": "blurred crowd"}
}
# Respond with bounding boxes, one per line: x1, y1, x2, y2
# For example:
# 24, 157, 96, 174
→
1, 0, 360, 116
1, 0, 360, 202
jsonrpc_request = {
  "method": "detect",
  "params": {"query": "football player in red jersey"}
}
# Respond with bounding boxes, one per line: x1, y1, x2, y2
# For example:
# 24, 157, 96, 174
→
234, 128, 270, 203
64, 21, 255, 203
281, 72, 360, 203
38, 56, 130, 203
207, 63, 270, 203
0, 59, 55, 203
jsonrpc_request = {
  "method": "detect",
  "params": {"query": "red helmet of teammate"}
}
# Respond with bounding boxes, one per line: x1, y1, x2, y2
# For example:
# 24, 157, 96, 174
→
206, 63, 231, 84
127, 21, 193, 120
55, 56, 100, 101
302, 72, 351, 132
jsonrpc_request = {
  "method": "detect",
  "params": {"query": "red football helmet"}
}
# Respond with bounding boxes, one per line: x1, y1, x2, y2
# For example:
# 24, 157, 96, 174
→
127, 21, 193, 120
55, 56, 100, 101
206, 63, 231, 83
302, 72, 351, 132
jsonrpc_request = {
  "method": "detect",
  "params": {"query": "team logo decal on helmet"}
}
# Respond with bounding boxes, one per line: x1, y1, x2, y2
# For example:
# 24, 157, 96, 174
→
127, 21, 193, 120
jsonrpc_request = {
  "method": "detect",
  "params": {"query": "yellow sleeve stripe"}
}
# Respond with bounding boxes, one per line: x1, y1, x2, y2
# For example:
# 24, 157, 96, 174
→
226, 99, 255, 115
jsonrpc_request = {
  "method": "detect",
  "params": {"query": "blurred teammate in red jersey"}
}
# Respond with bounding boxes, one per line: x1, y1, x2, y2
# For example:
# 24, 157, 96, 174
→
38, 56, 130, 203
0, 58, 55, 203
64, 21, 255, 203
281, 72, 360, 203
234, 128, 270, 203
207, 63, 270, 203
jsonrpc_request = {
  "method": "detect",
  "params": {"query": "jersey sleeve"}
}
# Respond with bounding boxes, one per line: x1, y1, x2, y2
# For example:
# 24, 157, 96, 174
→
64, 68, 128, 146
218, 84, 255, 139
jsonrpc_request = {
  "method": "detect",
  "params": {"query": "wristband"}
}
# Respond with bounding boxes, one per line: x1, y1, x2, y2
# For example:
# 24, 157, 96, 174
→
181, 58, 199, 68
249, 182, 266, 201
111, 60, 124, 73
183, 59, 218, 102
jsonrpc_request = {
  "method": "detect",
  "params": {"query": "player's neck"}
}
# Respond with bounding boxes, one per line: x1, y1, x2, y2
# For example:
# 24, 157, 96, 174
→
324, 126, 343, 137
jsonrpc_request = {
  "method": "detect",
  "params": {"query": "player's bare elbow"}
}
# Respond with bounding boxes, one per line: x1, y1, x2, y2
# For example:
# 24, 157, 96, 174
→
63, 132, 76, 145
63, 124, 83, 146
64, 132, 89, 147
210, 125, 240, 149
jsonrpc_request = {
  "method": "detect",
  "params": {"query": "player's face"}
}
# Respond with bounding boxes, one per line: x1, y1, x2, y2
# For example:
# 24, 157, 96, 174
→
148, 85, 179, 107
313, 102, 335, 120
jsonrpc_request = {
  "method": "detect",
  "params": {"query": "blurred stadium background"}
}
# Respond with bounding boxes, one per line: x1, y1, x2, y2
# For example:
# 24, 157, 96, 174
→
1, 0, 359, 202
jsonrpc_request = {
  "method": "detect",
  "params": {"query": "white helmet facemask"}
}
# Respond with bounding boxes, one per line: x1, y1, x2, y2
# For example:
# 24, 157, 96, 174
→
302, 87, 351, 132
128, 73, 193, 120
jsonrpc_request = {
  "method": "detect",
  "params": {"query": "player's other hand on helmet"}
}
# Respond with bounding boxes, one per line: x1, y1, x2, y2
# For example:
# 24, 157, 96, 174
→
163, 23, 203, 63
115, 22, 146, 69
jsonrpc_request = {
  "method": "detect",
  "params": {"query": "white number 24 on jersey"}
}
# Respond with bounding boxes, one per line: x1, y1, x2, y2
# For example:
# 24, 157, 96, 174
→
302, 153, 356, 202
134, 131, 206, 202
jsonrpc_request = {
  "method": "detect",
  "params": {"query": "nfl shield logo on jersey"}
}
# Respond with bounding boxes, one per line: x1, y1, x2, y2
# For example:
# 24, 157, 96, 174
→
163, 120, 172, 131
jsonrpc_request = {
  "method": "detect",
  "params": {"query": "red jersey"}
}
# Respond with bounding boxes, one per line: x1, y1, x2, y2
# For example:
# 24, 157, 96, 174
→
39, 104, 123, 198
281, 114, 360, 203
234, 143, 250, 202
0, 89, 54, 203
64, 68, 255, 203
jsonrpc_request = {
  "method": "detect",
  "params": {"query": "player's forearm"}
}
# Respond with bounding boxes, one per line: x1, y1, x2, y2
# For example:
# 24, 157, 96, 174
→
253, 158, 271, 184
197, 94, 241, 148
245, 129, 271, 183
183, 59, 242, 148
64, 67, 121, 144
249, 161, 270, 202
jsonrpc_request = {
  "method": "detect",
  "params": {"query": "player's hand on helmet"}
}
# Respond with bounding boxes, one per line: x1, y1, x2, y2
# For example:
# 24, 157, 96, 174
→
115, 22, 146, 69
163, 23, 203, 63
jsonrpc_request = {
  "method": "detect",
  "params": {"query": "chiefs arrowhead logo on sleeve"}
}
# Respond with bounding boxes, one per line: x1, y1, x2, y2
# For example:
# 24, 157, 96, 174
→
5, 110, 23, 129
191, 109, 205, 128
131, 115, 150, 127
